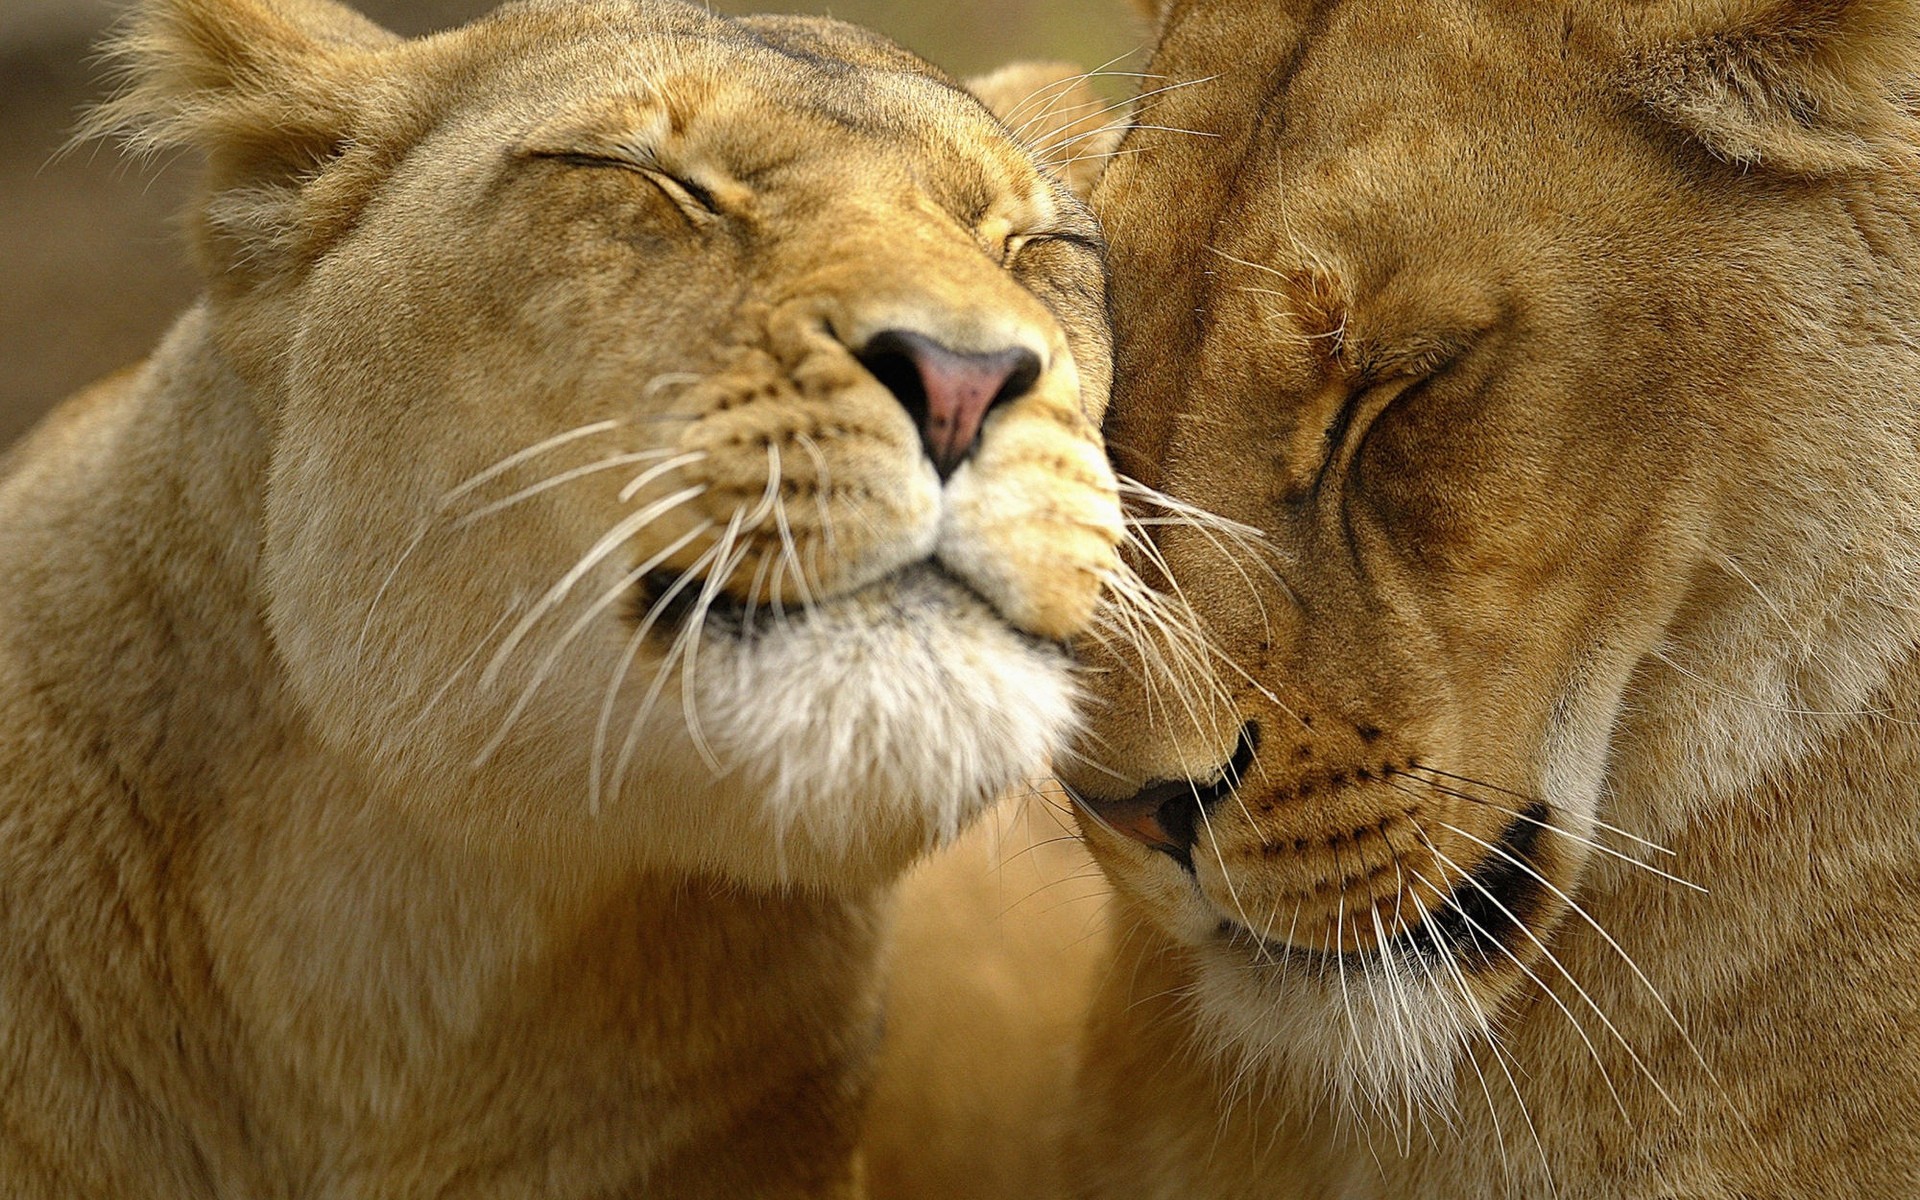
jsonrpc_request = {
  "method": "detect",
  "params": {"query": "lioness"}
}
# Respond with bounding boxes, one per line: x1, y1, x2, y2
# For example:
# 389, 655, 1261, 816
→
0, 0, 1124, 1194
1060, 0, 1920, 1196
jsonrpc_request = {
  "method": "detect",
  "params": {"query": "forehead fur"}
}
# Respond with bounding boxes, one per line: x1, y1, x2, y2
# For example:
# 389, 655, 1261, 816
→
1105, 0, 1920, 394
1136, 0, 1920, 174
85, 0, 1088, 303
88, 0, 1048, 187
480, 4, 980, 129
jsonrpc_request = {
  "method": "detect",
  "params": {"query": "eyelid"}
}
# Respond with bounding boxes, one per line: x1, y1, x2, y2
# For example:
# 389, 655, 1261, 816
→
529, 149, 722, 218
645, 169, 722, 216
1007, 229, 1104, 257
1319, 370, 1438, 487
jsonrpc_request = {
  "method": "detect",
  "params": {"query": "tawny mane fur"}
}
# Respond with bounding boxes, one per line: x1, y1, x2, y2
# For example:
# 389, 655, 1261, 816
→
1060, 0, 1920, 1195
0, 0, 1126, 1194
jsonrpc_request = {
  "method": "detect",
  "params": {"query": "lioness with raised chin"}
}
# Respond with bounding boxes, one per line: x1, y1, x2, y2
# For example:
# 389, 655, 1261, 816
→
0, 0, 1125, 1194
1061, 0, 1920, 1195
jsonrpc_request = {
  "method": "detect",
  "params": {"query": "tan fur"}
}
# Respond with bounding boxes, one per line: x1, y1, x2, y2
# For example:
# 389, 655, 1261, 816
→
1061, 1, 1920, 1195
0, 1, 1126, 1194
863, 789, 1109, 1200
965, 61, 1129, 199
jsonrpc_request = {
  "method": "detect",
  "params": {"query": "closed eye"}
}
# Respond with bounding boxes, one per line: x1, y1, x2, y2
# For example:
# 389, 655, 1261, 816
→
1317, 372, 1440, 496
1006, 229, 1104, 260
532, 151, 722, 220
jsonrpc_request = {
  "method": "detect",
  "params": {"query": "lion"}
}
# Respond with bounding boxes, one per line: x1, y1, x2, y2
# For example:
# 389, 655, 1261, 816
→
1056, 0, 1920, 1196
0, 0, 1127, 1194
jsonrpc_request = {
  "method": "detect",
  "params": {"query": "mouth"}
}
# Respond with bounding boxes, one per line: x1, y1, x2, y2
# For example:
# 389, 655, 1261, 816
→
634, 558, 1056, 648
1066, 725, 1262, 874
634, 565, 784, 638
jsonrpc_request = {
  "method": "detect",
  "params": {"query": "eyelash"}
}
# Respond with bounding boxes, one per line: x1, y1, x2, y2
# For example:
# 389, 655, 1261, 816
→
536, 152, 721, 219
1005, 230, 1102, 260
649, 171, 721, 217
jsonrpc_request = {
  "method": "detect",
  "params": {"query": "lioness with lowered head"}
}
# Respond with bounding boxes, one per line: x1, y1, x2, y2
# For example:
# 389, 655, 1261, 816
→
1061, 0, 1920, 1195
0, 0, 1125, 1194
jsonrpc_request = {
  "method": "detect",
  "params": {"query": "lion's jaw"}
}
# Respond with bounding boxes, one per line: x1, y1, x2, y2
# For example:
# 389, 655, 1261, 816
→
130, 1, 1133, 892
1063, 0, 1920, 1132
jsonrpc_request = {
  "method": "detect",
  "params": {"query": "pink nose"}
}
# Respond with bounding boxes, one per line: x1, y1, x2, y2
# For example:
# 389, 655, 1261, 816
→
857, 329, 1043, 479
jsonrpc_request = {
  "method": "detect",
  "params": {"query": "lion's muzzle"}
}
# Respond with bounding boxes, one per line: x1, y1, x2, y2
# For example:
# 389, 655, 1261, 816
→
1074, 716, 1556, 965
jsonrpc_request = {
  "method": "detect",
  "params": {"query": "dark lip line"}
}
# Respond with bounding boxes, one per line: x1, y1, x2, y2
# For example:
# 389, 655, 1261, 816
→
630, 558, 1062, 650
1216, 800, 1551, 973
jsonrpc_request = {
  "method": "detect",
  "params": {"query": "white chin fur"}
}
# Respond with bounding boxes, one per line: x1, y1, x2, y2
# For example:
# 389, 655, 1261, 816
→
631, 565, 1078, 889
1185, 940, 1487, 1125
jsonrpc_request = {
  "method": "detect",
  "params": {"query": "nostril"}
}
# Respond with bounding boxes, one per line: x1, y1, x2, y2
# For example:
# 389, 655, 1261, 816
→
856, 328, 1042, 480
857, 330, 930, 426
1069, 722, 1261, 872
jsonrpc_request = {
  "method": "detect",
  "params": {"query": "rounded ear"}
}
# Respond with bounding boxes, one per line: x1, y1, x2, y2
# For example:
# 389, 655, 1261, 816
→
1620, 0, 1920, 174
83, 0, 405, 285
965, 61, 1127, 199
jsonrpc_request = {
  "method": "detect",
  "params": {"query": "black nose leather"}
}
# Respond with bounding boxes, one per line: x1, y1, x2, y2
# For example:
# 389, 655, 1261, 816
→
1070, 724, 1260, 872
856, 329, 1042, 479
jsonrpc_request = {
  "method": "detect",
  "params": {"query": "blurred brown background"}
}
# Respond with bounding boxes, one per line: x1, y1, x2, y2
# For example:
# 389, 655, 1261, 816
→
0, 0, 1140, 448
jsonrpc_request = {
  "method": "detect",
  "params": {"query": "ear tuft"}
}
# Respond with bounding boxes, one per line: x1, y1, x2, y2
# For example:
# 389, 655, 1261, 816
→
83, 0, 394, 162
1623, 0, 1920, 174
966, 61, 1127, 199
81, 0, 401, 289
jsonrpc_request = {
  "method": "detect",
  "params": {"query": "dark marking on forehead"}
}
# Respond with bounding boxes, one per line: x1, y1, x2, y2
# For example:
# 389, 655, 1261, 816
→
1157, 0, 1347, 123
1189, 1, 1348, 344
707, 20, 981, 145
1227, 0, 1350, 227
668, 28, 875, 137
1258, 0, 1348, 130
1111, 0, 1352, 367
738, 26, 858, 80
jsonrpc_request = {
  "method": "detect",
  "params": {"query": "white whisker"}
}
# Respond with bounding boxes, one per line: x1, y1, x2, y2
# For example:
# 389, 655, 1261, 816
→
675, 508, 753, 771
616, 450, 708, 504
587, 521, 720, 808
451, 449, 682, 529
440, 419, 620, 505
1431, 817, 1717, 1099
480, 484, 707, 688
1397, 771, 1704, 892
607, 535, 731, 801
1405, 765, 1676, 857
356, 518, 432, 658
481, 518, 713, 774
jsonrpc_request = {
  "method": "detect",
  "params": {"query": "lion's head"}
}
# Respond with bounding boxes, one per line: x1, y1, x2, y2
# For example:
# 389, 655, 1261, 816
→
1064, 0, 1920, 1117
96, 0, 1124, 891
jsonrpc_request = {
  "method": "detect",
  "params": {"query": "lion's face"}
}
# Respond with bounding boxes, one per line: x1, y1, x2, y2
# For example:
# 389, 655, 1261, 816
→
128, 0, 1124, 888
1065, 0, 1920, 1109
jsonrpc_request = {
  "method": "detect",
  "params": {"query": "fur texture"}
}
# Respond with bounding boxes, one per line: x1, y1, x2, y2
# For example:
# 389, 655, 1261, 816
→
1059, 0, 1920, 1195
0, 0, 1124, 1194
862, 789, 1111, 1200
